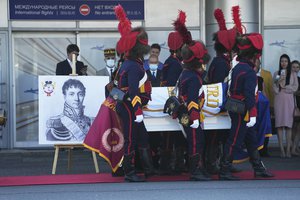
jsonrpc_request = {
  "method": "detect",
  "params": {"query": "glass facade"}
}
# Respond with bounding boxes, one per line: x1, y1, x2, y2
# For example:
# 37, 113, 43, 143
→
13, 34, 76, 146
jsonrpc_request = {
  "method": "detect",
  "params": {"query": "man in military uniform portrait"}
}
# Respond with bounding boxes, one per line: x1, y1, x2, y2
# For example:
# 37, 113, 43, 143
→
46, 79, 93, 141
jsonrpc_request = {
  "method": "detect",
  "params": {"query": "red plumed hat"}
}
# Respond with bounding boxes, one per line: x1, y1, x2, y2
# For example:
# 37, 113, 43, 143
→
231, 5, 244, 34
168, 32, 183, 50
173, 10, 208, 63
214, 7, 238, 51
167, 10, 188, 50
237, 33, 264, 51
114, 4, 147, 54
248, 33, 263, 50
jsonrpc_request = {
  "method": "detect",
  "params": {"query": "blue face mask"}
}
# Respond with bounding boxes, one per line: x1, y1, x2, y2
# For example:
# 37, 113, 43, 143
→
149, 64, 158, 71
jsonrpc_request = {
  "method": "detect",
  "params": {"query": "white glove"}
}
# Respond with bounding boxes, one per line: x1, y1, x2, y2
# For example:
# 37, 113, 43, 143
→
134, 114, 144, 123
190, 119, 200, 129
246, 117, 256, 127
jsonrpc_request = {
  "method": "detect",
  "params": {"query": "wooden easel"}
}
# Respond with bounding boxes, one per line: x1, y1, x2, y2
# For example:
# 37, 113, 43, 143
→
51, 144, 99, 174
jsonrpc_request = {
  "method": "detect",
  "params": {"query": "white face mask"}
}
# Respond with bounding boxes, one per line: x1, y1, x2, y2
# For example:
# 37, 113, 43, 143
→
149, 64, 158, 71
106, 59, 115, 68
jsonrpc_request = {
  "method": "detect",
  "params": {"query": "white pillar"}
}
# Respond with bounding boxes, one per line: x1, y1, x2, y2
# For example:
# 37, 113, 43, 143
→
205, 0, 259, 58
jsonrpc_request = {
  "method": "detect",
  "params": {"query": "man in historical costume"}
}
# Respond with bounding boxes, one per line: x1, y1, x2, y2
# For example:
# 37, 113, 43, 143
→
204, 7, 241, 175
112, 5, 157, 182
46, 79, 92, 141
159, 13, 188, 175
174, 10, 212, 181
219, 31, 274, 180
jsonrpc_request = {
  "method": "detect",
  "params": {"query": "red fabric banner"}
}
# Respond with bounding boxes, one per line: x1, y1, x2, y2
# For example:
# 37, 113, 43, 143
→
83, 97, 124, 172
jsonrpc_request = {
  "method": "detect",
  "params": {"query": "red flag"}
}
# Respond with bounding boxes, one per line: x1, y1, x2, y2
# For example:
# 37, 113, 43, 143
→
83, 97, 124, 172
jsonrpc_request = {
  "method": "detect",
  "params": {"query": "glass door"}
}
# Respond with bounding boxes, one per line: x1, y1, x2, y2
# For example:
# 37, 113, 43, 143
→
0, 32, 9, 148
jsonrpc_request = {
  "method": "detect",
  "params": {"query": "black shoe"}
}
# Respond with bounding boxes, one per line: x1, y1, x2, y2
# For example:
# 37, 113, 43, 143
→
219, 173, 240, 181
111, 167, 124, 177
230, 165, 242, 173
206, 164, 220, 175
254, 170, 274, 178
189, 154, 212, 181
124, 171, 145, 182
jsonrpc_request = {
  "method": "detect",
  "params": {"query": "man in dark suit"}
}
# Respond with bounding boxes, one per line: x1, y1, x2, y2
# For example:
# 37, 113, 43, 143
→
145, 54, 162, 87
56, 44, 87, 75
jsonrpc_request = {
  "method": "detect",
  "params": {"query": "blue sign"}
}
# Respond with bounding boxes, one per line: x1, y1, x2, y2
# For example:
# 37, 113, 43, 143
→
9, 0, 144, 20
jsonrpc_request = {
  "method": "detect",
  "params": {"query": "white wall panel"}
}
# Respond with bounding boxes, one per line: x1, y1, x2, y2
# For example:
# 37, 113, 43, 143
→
79, 21, 142, 29
0, 0, 8, 27
145, 0, 200, 27
264, 0, 300, 26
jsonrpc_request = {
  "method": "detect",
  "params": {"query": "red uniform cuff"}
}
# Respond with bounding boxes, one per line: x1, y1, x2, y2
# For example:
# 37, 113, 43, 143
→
190, 110, 199, 121
135, 107, 143, 116
249, 107, 257, 117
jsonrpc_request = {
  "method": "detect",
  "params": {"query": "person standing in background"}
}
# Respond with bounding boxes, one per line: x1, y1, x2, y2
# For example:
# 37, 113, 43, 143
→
273, 54, 298, 158
291, 60, 300, 156
144, 43, 164, 72
255, 58, 272, 157
96, 48, 117, 80
145, 54, 163, 87
56, 44, 87, 76
161, 32, 183, 87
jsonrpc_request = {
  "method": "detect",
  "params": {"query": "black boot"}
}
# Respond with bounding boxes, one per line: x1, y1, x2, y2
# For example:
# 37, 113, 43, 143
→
249, 150, 274, 178
139, 148, 158, 178
159, 150, 173, 175
230, 165, 242, 173
219, 155, 240, 180
205, 132, 220, 175
111, 167, 124, 177
174, 147, 187, 174
189, 154, 211, 181
123, 152, 145, 182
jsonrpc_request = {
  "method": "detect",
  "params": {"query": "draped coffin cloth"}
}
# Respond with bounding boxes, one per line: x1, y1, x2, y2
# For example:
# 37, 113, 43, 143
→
143, 83, 228, 118
143, 84, 231, 131
233, 92, 273, 163
83, 97, 124, 173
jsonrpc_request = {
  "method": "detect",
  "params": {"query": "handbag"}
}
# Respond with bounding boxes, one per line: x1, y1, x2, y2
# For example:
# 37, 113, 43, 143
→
163, 73, 190, 127
224, 97, 245, 114
224, 67, 245, 114
109, 87, 125, 102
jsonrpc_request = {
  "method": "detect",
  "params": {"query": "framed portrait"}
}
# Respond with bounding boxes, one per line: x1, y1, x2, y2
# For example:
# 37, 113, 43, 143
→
38, 75, 109, 145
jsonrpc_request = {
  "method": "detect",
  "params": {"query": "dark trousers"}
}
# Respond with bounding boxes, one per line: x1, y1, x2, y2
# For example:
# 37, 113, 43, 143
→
116, 101, 149, 155
183, 125, 205, 156
224, 112, 258, 157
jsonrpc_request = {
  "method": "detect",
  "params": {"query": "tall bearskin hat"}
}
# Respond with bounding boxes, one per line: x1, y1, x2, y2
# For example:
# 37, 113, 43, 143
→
213, 6, 244, 54
114, 5, 149, 55
174, 11, 210, 65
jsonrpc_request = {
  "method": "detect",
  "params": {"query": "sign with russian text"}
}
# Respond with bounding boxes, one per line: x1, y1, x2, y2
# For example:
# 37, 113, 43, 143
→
9, 0, 144, 20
